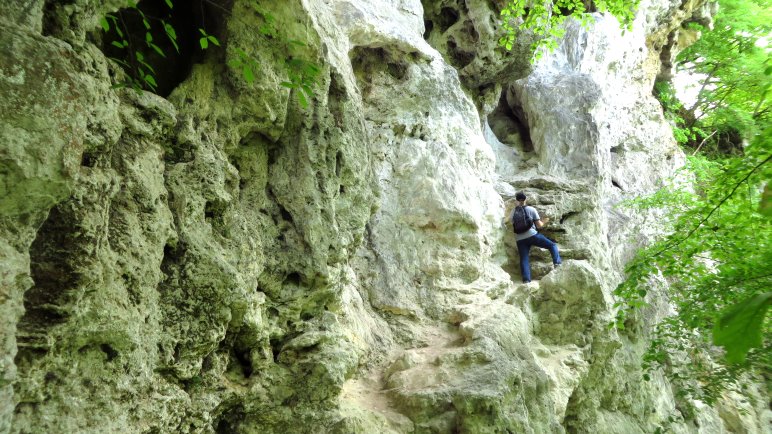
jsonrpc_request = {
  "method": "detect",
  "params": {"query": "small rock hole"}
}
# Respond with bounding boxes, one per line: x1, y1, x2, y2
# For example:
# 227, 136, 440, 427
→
386, 61, 408, 80
278, 204, 293, 223
559, 211, 580, 224
270, 338, 283, 362
437, 7, 460, 33
232, 347, 253, 378
81, 152, 97, 167
284, 272, 301, 286
100, 344, 119, 361
423, 20, 434, 39
446, 38, 474, 68
335, 151, 343, 177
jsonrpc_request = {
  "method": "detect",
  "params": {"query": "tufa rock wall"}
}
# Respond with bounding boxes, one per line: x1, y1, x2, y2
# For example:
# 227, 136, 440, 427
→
0, 0, 767, 433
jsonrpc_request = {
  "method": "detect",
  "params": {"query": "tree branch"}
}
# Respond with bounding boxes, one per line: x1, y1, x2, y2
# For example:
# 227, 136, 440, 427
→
692, 130, 717, 155
652, 154, 772, 258
720, 273, 772, 290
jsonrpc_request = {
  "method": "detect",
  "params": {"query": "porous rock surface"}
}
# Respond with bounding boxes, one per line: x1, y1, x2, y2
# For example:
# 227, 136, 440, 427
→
0, 0, 768, 433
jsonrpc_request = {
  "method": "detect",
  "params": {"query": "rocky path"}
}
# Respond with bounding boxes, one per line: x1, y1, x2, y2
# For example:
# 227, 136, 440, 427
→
339, 256, 603, 432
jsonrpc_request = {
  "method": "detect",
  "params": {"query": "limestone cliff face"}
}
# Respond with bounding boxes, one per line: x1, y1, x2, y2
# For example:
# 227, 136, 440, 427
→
0, 0, 767, 433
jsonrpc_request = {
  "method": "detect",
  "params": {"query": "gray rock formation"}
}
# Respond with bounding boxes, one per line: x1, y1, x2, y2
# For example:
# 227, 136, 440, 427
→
0, 0, 767, 433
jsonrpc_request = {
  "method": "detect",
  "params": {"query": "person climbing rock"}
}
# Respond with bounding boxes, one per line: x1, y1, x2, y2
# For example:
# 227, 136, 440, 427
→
510, 191, 561, 283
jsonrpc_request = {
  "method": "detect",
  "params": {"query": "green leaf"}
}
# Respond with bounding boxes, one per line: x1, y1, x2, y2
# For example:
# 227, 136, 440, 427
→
242, 66, 254, 82
199, 37, 209, 50
144, 74, 157, 87
100, 17, 110, 32
164, 22, 179, 53
150, 43, 166, 58
165, 0, 173, 8
208, 35, 220, 47
163, 22, 177, 39
712, 292, 771, 364
137, 57, 156, 74
298, 91, 308, 108
108, 57, 130, 68
111, 40, 125, 49
145, 32, 153, 43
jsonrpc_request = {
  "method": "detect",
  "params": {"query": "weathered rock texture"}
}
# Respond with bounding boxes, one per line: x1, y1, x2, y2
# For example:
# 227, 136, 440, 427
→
1, 0, 768, 433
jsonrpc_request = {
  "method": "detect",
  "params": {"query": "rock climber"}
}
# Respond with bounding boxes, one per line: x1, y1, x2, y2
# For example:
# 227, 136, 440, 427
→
510, 191, 561, 283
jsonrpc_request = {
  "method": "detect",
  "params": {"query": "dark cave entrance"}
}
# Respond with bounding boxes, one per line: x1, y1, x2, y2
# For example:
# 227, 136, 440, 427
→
97, 0, 231, 96
489, 90, 533, 151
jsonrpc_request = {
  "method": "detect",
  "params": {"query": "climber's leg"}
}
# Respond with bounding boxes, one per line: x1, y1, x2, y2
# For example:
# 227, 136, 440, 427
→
532, 234, 562, 265
516, 238, 533, 282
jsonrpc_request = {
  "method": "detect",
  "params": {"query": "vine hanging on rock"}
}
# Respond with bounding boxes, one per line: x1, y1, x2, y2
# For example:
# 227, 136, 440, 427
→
99, 0, 320, 106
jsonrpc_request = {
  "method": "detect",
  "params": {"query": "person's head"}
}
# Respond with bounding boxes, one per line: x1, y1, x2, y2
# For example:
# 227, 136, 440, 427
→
515, 191, 526, 204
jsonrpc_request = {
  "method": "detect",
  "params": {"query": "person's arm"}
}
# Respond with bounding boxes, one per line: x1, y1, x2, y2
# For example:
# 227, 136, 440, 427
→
535, 217, 549, 229
529, 207, 547, 229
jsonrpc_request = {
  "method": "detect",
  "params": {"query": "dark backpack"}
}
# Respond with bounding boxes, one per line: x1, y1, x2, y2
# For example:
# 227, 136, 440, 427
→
512, 206, 533, 234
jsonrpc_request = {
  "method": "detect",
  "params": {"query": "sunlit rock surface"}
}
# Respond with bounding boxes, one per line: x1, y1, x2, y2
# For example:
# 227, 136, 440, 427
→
0, 0, 768, 433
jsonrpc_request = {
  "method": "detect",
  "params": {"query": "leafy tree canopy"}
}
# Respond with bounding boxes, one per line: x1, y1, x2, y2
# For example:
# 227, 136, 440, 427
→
613, 0, 772, 404
498, 0, 639, 59
614, 129, 770, 402
665, 0, 771, 155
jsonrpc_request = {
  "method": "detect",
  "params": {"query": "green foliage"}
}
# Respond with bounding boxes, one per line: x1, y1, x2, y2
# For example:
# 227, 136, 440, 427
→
498, 0, 639, 60
100, 1, 178, 93
282, 57, 320, 108
100, 0, 320, 106
638, 2, 771, 399
614, 130, 772, 402
654, 81, 705, 145
237, 1, 320, 107
713, 292, 772, 364
672, 0, 771, 154
198, 28, 220, 50
641, 11, 771, 395
227, 47, 259, 84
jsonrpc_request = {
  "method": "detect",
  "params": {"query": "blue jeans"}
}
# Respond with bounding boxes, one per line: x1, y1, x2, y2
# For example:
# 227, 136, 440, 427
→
516, 234, 561, 282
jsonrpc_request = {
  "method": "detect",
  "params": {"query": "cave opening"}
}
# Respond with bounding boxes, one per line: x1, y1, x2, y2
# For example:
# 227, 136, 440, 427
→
97, 0, 230, 96
489, 90, 533, 151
